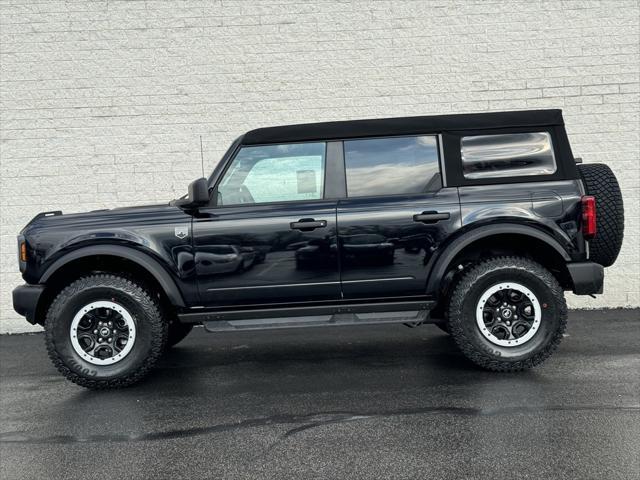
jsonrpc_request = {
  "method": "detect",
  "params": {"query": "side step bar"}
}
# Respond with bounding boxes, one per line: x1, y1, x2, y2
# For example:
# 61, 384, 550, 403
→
177, 300, 435, 332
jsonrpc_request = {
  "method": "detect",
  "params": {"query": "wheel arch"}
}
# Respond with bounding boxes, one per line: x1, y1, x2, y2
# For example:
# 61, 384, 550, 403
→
34, 245, 186, 325
426, 224, 572, 305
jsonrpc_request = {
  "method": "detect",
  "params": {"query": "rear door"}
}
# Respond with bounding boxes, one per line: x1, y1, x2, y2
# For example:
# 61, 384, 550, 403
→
337, 135, 461, 299
193, 141, 341, 307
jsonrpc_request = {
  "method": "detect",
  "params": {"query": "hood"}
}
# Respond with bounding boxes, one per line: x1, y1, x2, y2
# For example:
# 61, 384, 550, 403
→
18, 202, 194, 282
21, 204, 173, 233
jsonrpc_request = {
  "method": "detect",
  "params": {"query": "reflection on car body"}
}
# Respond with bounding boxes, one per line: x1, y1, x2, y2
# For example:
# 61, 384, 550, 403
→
196, 245, 257, 276
398, 232, 437, 255
342, 233, 395, 265
295, 236, 338, 269
173, 247, 195, 276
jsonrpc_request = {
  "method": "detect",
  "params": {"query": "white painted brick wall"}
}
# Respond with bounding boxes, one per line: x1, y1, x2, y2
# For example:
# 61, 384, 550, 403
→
1, 0, 638, 333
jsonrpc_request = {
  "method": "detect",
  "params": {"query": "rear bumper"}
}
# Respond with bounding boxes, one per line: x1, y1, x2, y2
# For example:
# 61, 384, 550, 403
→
12, 284, 45, 325
567, 262, 604, 295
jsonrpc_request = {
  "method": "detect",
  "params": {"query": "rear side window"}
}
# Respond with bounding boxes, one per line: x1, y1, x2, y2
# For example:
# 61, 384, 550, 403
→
344, 136, 440, 197
461, 132, 556, 180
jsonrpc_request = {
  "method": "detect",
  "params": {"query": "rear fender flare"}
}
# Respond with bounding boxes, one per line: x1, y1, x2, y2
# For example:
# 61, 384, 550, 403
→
426, 224, 571, 297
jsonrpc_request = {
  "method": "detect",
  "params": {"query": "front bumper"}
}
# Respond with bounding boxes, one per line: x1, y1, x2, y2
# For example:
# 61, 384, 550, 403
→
12, 284, 45, 325
567, 261, 604, 295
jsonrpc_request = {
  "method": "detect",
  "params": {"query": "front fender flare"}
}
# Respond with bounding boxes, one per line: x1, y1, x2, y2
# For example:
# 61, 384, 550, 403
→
40, 245, 186, 307
425, 224, 571, 297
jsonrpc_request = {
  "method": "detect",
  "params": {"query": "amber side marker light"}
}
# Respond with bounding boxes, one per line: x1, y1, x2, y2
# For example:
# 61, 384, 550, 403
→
20, 242, 27, 262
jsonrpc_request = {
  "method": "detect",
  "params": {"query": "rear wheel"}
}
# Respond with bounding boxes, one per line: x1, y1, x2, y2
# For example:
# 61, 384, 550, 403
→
45, 274, 168, 388
448, 257, 567, 371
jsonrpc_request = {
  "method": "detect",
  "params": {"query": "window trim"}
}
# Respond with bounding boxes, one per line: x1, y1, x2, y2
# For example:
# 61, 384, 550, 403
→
207, 135, 243, 189
325, 141, 347, 199
442, 126, 568, 187
342, 134, 443, 198
437, 134, 447, 188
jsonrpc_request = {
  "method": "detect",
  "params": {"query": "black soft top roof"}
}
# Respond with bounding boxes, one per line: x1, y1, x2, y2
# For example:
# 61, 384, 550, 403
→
242, 109, 564, 145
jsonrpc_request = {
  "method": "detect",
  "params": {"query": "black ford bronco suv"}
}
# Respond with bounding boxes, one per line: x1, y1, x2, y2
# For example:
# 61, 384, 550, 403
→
13, 109, 624, 388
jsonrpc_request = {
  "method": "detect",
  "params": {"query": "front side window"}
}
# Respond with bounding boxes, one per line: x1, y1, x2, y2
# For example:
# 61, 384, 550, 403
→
344, 136, 441, 197
218, 142, 326, 206
461, 132, 557, 180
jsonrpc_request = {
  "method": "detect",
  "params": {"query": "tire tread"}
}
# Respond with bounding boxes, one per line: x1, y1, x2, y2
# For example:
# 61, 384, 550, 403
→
448, 256, 568, 372
45, 274, 167, 389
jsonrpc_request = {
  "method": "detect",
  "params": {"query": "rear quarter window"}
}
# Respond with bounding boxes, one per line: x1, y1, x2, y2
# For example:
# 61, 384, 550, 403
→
461, 132, 556, 180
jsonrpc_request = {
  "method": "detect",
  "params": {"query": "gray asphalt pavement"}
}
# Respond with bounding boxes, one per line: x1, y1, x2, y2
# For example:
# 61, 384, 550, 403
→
1, 309, 639, 480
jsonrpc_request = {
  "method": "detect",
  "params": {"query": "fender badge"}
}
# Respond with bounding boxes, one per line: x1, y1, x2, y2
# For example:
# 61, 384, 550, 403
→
174, 225, 189, 240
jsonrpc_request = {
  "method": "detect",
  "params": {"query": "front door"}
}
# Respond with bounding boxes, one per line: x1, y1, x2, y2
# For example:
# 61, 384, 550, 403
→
194, 141, 340, 307
336, 135, 461, 299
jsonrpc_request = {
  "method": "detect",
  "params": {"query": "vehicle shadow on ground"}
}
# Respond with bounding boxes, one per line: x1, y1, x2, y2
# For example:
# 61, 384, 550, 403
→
158, 330, 467, 370
97, 328, 542, 399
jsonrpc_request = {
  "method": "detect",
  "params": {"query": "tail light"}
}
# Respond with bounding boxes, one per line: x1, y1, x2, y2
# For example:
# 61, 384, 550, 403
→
582, 195, 596, 240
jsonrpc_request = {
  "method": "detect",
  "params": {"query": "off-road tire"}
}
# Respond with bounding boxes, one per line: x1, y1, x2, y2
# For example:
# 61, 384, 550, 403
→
578, 163, 624, 267
448, 257, 567, 372
434, 322, 450, 334
45, 274, 168, 389
166, 321, 193, 349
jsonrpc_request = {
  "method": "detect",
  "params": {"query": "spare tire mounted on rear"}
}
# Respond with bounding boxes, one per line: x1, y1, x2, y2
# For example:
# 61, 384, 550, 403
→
578, 163, 624, 267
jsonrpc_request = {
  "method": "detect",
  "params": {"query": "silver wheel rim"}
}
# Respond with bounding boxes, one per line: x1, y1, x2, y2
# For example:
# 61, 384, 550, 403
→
476, 282, 541, 347
70, 301, 136, 365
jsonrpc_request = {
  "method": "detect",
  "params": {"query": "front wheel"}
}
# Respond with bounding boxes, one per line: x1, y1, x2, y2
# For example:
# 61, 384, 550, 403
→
45, 274, 168, 388
448, 257, 567, 371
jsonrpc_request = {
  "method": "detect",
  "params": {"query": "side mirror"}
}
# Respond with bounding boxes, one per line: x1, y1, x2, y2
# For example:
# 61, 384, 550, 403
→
172, 178, 209, 209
